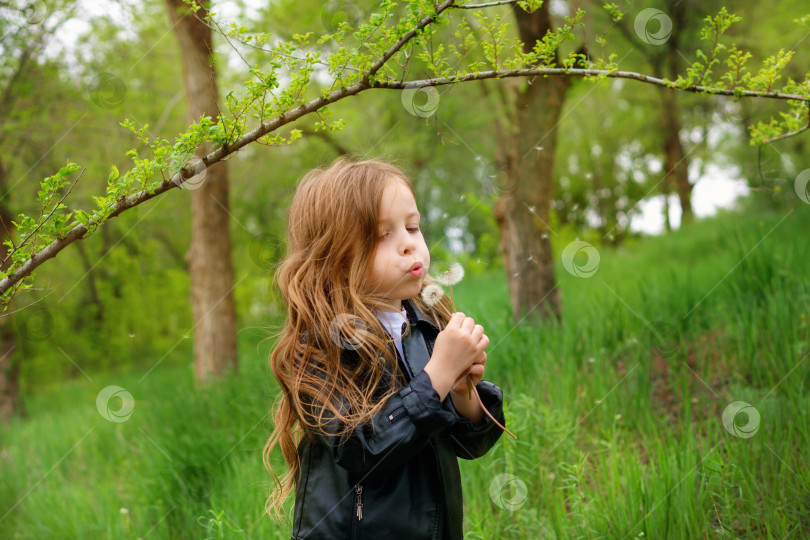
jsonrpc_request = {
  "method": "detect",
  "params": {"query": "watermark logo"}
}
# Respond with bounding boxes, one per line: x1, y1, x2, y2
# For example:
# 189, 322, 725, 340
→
248, 233, 283, 270
634, 8, 672, 45
722, 401, 760, 438
5, 0, 48, 27
641, 320, 681, 358
561, 240, 600, 278
401, 86, 440, 118
476, 156, 516, 195
795, 168, 810, 204
328, 313, 371, 351
718, 96, 745, 125
489, 473, 528, 511
96, 385, 135, 423
169, 151, 208, 191
14, 307, 53, 340
320, 0, 363, 33
88, 71, 127, 109
1, 1, 46, 41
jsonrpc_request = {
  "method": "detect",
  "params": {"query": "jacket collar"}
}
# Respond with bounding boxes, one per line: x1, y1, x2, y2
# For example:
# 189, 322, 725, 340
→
402, 298, 440, 332
301, 299, 438, 347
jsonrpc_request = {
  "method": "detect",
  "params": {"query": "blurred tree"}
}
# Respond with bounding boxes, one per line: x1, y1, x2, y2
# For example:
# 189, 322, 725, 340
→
165, 0, 238, 382
0, 0, 78, 423
592, 0, 724, 229
553, 77, 657, 243
491, 2, 586, 321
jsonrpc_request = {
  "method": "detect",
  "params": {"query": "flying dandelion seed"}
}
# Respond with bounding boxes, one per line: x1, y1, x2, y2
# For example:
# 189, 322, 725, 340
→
421, 284, 445, 307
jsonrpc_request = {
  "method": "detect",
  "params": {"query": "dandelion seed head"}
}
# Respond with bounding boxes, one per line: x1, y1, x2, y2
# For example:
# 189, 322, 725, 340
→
421, 284, 445, 306
436, 262, 464, 286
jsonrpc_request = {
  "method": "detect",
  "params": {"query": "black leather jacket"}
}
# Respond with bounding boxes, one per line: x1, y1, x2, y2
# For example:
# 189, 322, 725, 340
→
290, 298, 506, 540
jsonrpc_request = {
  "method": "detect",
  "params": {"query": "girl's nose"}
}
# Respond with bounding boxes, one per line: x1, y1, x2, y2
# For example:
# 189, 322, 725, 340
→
400, 232, 416, 255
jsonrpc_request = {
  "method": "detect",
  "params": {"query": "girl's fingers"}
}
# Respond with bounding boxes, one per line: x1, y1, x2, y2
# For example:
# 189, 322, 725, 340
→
476, 333, 490, 351
453, 367, 471, 386
469, 352, 486, 367
452, 364, 485, 393
457, 362, 484, 379
468, 363, 485, 385
448, 312, 465, 327
461, 315, 475, 332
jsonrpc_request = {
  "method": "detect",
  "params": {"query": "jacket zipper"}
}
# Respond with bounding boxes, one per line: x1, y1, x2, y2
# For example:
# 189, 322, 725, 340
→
429, 441, 444, 539
355, 482, 363, 521
350, 482, 363, 540
387, 405, 406, 424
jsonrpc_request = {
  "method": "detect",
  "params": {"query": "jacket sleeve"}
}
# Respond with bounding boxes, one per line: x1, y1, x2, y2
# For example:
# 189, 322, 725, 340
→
302, 362, 459, 483
442, 379, 506, 460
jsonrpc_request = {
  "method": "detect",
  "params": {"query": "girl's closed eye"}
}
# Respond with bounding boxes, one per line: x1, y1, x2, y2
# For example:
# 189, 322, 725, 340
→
379, 226, 420, 239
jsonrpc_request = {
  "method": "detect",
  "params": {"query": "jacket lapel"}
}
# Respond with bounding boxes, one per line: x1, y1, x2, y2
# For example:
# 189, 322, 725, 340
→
402, 298, 440, 331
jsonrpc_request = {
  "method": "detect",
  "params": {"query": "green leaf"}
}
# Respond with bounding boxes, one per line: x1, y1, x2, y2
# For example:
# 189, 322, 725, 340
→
108, 165, 120, 183
74, 210, 90, 227
92, 195, 108, 209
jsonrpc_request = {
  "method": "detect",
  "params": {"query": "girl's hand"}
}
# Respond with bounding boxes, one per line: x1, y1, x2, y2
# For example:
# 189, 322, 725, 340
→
449, 353, 486, 395
424, 312, 490, 401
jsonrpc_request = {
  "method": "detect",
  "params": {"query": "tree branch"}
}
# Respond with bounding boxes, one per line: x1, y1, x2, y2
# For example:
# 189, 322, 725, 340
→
1, 1, 808, 301
453, 0, 516, 8
374, 67, 809, 101
367, 0, 457, 80
762, 106, 810, 144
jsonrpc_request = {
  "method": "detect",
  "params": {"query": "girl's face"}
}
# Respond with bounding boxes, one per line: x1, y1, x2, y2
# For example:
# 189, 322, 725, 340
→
366, 179, 430, 313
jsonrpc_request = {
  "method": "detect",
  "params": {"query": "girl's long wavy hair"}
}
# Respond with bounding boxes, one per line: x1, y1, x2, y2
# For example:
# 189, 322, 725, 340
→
263, 154, 455, 525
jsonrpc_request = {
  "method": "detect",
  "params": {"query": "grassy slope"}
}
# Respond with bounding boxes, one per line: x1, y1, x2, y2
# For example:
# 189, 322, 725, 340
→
1, 206, 808, 539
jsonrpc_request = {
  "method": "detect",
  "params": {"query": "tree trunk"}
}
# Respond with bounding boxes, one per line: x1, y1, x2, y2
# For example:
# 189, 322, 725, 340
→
494, 3, 571, 322
166, 0, 238, 382
0, 154, 23, 424
662, 1, 693, 226
660, 89, 693, 227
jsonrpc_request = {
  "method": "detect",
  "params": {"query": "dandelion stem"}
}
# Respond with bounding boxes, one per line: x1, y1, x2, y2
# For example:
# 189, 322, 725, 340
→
472, 382, 517, 439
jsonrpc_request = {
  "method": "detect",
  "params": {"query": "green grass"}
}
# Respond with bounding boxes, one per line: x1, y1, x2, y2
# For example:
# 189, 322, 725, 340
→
1, 205, 809, 539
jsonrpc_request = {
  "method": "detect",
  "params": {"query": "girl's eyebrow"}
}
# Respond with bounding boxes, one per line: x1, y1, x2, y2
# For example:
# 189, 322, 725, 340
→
380, 211, 420, 223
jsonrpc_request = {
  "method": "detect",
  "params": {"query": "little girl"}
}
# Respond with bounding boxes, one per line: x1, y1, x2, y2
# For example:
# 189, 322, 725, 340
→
263, 155, 507, 539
